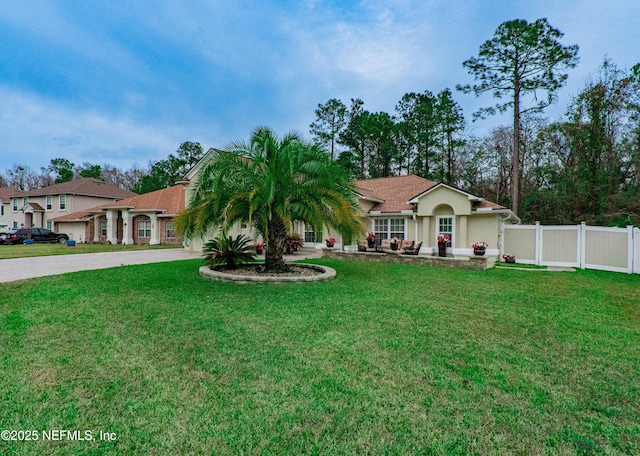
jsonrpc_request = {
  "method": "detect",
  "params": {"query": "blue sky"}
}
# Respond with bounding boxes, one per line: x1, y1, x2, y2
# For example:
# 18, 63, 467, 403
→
1, 0, 638, 172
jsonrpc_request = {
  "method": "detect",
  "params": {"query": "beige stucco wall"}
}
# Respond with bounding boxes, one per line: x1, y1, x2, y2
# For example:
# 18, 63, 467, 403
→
416, 187, 472, 216
0, 202, 12, 229
56, 222, 88, 243
184, 222, 253, 252
467, 215, 501, 252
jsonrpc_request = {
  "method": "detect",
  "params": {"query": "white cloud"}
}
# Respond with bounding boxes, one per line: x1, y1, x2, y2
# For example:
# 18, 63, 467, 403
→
0, 87, 196, 170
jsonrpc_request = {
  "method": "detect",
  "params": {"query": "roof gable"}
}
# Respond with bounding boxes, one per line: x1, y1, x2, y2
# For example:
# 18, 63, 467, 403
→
408, 182, 484, 204
183, 148, 222, 182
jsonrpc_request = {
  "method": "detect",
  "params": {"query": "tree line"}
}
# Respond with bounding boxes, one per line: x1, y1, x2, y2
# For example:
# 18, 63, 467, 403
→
308, 19, 639, 227
0, 141, 204, 195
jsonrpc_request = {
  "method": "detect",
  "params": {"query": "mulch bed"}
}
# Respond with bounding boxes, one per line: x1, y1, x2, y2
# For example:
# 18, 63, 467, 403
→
216, 264, 322, 277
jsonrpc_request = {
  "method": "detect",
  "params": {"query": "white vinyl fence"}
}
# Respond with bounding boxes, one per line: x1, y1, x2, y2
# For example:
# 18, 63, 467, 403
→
501, 222, 639, 274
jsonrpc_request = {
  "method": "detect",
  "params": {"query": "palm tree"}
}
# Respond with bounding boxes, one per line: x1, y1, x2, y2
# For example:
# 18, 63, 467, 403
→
176, 127, 363, 272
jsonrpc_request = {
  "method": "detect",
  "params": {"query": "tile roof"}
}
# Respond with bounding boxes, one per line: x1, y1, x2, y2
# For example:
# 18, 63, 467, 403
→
473, 200, 505, 210
50, 211, 94, 223
51, 185, 186, 223
355, 175, 438, 213
355, 175, 506, 213
14, 178, 135, 199
98, 184, 185, 215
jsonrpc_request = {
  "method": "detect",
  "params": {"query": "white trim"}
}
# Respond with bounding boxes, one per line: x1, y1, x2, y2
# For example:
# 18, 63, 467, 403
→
59, 194, 67, 211
436, 215, 455, 252
408, 182, 482, 203
358, 195, 385, 203
634, 228, 640, 274
455, 248, 499, 257
371, 216, 409, 240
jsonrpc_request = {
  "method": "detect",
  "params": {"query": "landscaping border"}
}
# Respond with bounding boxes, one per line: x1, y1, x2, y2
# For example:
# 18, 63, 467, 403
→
199, 263, 336, 283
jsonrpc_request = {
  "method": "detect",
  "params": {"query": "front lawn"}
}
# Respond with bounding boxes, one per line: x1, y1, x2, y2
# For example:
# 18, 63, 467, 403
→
1, 259, 639, 454
0, 243, 180, 260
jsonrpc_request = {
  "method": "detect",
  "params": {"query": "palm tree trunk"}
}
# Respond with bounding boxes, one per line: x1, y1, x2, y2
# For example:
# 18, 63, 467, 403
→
265, 216, 288, 272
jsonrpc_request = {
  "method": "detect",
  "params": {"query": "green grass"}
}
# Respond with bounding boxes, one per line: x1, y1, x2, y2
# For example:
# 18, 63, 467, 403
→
1, 259, 639, 455
0, 243, 180, 260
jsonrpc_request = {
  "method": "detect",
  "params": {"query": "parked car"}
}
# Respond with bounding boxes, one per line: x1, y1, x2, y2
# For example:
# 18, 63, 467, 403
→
2, 228, 69, 245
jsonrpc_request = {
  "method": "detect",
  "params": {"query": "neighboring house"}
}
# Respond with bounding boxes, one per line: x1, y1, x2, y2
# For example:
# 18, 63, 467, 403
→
0, 178, 135, 233
0, 188, 27, 231
181, 148, 254, 251
51, 184, 185, 245
181, 150, 519, 258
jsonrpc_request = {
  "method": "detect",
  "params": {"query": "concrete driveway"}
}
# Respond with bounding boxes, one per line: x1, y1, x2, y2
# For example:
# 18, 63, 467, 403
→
0, 248, 323, 283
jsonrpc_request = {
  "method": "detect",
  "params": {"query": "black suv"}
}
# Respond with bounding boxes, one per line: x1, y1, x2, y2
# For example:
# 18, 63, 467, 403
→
3, 228, 69, 245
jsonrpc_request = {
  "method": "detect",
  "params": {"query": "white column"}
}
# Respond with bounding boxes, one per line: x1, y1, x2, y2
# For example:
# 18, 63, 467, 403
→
122, 211, 134, 245
106, 211, 118, 244
150, 214, 160, 245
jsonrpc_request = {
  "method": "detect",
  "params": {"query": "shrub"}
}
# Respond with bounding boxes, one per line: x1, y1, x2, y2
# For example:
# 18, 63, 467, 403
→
285, 233, 304, 254
203, 234, 255, 270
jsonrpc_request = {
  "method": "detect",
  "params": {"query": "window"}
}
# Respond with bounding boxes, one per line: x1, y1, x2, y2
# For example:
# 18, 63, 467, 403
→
166, 221, 175, 238
59, 195, 67, 211
100, 219, 107, 237
46, 221, 52, 230
374, 218, 405, 240
138, 217, 151, 237
304, 225, 315, 243
46, 196, 52, 211
22, 197, 28, 207
12, 220, 18, 229
437, 216, 453, 247
12, 198, 18, 212
0, 205, 3, 216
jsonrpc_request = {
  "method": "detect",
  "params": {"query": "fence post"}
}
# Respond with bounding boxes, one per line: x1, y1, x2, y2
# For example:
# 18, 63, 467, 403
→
580, 222, 586, 270
635, 228, 640, 275
627, 225, 634, 274
535, 221, 541, 266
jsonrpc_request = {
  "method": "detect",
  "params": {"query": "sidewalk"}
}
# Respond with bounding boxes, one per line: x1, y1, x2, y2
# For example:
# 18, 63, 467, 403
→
0, 248, 323, 283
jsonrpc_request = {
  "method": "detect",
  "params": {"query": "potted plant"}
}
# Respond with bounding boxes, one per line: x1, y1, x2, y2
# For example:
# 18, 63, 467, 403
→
502, 253, 516, 264
390, 237, 399, 251
366, 231, 376, 248
437, 234, 450, 257
324, 237, 336, 248
254, 242, 264, 255
472, 241, 488, 256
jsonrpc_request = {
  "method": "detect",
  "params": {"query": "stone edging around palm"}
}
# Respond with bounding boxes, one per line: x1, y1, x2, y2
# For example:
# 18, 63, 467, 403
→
199, 263, 336, 283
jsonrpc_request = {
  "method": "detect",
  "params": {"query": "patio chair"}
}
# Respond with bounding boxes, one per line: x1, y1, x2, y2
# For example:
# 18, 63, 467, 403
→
402, 241, 422, 255
399, 240, 414, 250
